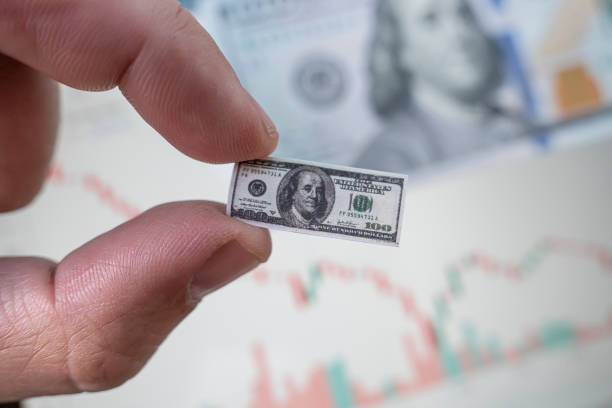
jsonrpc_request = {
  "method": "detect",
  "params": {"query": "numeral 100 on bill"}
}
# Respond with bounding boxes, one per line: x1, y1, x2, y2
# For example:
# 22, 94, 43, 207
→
365, 222, 392, 232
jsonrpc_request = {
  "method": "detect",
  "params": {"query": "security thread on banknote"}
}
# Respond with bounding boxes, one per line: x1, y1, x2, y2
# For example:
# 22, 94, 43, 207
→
227, 157, 407, 246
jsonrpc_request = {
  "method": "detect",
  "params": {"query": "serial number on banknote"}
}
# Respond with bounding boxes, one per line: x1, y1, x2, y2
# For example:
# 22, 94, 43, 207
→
227, 157, 407, 246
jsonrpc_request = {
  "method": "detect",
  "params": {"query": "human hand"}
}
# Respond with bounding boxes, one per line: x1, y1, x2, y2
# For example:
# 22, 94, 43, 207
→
0, 0, 277, 401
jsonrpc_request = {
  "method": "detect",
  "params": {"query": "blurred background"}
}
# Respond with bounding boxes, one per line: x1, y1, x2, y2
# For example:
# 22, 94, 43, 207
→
1, 0, 610, 406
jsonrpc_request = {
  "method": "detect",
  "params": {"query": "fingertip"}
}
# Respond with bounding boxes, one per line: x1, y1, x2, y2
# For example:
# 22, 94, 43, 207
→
188, 240, 261, 301
187, 208, 273, 300
234, 220, 273, 263
177, 88, 279, 164
191, 201, 273, 262
244, 90, 279, 158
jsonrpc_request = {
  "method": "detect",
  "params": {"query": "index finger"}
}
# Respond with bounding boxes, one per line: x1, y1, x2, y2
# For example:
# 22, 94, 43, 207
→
0, 0, 278, 163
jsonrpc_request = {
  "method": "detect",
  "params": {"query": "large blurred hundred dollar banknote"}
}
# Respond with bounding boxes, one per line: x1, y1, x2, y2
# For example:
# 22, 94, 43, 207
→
195, 0, 612, 175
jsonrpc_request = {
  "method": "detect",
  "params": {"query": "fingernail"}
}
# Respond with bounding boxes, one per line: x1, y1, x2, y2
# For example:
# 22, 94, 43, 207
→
246, 91, 278, 141
189, 240, 261, 301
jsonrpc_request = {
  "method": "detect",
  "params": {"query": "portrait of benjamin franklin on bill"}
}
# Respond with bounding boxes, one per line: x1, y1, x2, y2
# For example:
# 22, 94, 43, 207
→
277, 166, 335, 228
354, 0, 532, 173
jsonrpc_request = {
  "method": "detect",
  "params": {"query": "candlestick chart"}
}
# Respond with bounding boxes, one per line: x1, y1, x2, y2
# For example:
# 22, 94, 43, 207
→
244, 238, 612, 408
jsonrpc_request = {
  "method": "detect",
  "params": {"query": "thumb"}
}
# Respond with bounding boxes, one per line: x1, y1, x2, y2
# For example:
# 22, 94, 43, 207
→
0, 201, 270, 401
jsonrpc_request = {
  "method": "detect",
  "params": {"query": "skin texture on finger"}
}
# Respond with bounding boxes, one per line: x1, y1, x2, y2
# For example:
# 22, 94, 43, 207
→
0, 201, 271, 401
0, 0, 278, 163
0, 56, 58, 211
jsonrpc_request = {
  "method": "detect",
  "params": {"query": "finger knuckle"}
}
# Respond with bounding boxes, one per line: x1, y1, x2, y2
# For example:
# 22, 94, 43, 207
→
220, 97, 265, 159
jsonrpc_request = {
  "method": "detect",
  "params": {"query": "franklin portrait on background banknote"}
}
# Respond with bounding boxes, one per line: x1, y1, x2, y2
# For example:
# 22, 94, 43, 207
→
354, 0, 531, 173
212, 0, 611, 177
277, 166, 335, 228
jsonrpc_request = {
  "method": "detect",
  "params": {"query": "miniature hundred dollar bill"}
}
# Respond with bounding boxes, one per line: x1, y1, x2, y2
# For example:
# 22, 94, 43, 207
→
227, 157, 407, 246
